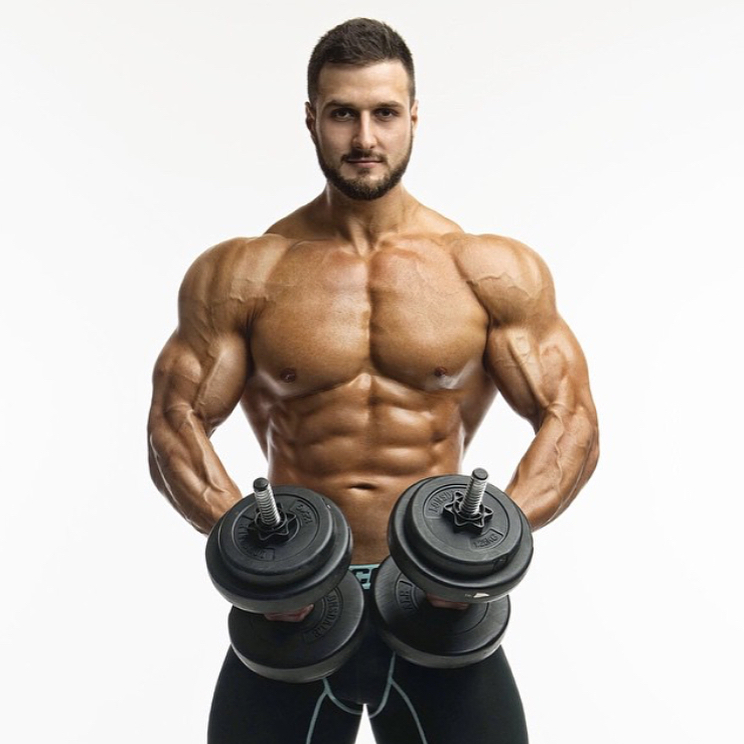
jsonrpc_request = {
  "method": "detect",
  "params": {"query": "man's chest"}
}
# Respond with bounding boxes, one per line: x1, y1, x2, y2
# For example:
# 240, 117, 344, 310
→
248, 244, 490, 394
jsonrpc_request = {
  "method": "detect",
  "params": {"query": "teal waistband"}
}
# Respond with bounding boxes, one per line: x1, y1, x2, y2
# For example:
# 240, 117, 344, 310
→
349, 564, 380, 590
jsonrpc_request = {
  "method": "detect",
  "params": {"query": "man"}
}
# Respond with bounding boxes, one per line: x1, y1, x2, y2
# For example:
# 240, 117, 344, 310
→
148, 18, 598, 744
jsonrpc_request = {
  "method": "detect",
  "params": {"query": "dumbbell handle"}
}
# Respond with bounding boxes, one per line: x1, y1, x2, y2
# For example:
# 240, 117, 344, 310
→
253, 477, 282, 527
460, 468, 489, 517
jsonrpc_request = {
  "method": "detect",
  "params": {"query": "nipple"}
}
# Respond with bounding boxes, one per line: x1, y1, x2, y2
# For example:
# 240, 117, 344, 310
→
280, 368, 297, 383
434, 366, 448, 378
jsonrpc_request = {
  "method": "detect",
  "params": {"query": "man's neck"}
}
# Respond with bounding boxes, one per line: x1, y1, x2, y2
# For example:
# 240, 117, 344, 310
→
314, 183, 419, 252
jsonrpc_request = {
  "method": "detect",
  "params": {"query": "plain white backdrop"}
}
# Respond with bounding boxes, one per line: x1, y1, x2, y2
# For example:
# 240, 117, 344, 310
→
1, 0, 742, 742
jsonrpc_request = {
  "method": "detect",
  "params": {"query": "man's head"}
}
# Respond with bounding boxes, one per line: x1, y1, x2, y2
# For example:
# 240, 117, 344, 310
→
306, 19, 418, 201
307, 18, 415, 107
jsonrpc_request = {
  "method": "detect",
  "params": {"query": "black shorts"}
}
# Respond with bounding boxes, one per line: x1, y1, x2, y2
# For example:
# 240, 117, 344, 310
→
208, 565, 528, 743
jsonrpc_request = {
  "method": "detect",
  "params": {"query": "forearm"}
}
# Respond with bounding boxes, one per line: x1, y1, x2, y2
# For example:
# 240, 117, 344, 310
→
148, 407, 242, 534
505, 406, 599, 530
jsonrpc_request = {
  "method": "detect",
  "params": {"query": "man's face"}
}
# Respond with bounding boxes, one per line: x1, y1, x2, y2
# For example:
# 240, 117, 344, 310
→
306, 60, 418, 201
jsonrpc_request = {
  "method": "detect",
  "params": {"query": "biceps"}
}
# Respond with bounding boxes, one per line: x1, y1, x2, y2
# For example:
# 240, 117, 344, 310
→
150, 331, 249, 434
486, 319, 592, 428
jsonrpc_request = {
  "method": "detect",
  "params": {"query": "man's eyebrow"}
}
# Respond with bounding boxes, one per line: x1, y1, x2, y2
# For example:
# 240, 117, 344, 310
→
324, 100, 354, 110
323, 100, 405, 110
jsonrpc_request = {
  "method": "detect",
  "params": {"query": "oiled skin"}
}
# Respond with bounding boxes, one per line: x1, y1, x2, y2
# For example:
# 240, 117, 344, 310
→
148, 195, 599, 565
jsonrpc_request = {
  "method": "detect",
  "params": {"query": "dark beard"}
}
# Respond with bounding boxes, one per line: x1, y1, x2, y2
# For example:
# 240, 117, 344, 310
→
315, 141, 413, 201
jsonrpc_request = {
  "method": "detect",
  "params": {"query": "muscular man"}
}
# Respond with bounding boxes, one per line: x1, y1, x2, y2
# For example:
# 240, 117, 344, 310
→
148, 18, 598, 744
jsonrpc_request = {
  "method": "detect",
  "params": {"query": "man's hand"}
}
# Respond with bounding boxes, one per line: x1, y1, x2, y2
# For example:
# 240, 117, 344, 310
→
264, 604, 315, 622
426, 594, 469, 610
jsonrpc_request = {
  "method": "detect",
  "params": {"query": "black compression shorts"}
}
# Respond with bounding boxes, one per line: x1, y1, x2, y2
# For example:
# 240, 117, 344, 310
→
208, 565, 528, 743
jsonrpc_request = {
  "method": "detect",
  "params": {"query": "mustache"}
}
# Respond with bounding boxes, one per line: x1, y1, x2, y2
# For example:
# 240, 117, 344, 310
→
342, 150, 386, 163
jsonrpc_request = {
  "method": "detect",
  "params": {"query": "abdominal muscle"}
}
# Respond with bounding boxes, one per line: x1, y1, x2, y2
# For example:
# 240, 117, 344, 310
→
245, 372, 469, 563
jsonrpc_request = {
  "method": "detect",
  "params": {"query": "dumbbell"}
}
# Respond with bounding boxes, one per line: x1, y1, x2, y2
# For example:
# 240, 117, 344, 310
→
371, 468, 533, 668
206, 478, 366, 683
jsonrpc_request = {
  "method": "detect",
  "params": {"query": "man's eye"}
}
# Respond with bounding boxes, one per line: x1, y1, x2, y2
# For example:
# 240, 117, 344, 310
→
376, 109, 397, 119
331, 109, 355, 120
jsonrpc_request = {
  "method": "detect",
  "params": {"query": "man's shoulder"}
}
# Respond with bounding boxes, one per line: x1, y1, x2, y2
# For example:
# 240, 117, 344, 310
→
191, 234, 291, 271
185, 234, 292, 283
178, 235, 293, 313
449, 233, 550, 284
448, 233, 556, 321
414, 205, 463, 236
264, 200, 324, 240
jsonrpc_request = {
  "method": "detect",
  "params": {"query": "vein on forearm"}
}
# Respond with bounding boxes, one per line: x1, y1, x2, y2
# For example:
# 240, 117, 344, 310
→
507, 403, 597, 528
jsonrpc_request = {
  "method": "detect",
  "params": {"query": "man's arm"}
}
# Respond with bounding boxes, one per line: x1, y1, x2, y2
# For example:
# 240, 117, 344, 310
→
463, 236, 599, 529
147, 239, 257, 534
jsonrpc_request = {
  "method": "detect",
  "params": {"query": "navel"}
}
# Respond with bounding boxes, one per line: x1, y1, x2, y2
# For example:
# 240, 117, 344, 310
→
280, 368, 297, 383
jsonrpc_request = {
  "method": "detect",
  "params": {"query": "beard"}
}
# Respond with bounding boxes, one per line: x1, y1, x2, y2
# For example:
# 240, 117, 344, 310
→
314, 139, 413, 201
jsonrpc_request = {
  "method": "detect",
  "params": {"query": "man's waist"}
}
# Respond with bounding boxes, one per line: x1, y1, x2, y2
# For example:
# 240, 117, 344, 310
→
349, 564, 380, 590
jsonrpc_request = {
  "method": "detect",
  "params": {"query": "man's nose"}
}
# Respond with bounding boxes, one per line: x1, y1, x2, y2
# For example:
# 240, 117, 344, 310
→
352, 113, 377, 151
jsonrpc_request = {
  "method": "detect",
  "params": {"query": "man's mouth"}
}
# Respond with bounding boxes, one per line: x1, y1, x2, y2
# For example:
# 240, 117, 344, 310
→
344, 154, 384, 164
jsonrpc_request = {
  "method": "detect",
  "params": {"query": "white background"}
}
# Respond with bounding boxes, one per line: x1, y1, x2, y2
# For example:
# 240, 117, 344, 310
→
1, 0, 742, 742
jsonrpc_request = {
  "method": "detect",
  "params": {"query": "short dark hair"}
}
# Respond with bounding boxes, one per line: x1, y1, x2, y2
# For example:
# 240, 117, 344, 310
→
307, 18, 415, 105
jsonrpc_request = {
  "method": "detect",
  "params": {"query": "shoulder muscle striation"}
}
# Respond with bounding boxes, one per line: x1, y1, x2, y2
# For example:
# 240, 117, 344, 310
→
452, 234, 557, 327
178, 235, 290, 339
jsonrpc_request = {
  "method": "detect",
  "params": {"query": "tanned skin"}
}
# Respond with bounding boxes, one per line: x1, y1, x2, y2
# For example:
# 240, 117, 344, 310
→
148, 61, 599, 618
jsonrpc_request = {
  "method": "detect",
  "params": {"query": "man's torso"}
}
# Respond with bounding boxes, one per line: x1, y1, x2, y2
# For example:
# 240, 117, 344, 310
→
217, 205, 502, 561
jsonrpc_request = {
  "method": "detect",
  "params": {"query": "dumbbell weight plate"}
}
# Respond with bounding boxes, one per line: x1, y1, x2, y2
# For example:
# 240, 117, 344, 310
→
389, 475, 533, 603
206, 486, 352, 614
218, 486, 335, 584
229, 571, 367, 683
371, 557, 510, 669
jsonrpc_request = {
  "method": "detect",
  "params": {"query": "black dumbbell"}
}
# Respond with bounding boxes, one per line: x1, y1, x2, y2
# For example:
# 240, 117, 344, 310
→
371, 468, 533, 668
206, 478, 366, 683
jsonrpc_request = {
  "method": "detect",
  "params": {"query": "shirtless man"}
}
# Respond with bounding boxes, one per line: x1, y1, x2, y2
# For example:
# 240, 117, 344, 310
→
148, 18, 598, 744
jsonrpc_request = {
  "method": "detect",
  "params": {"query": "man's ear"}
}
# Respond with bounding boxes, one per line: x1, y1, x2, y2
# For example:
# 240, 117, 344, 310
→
305, 102, 317, 142
410, 100, 419, 134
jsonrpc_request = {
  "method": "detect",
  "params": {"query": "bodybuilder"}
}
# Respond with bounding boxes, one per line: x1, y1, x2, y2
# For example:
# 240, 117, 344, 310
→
148, 18, 599, 744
